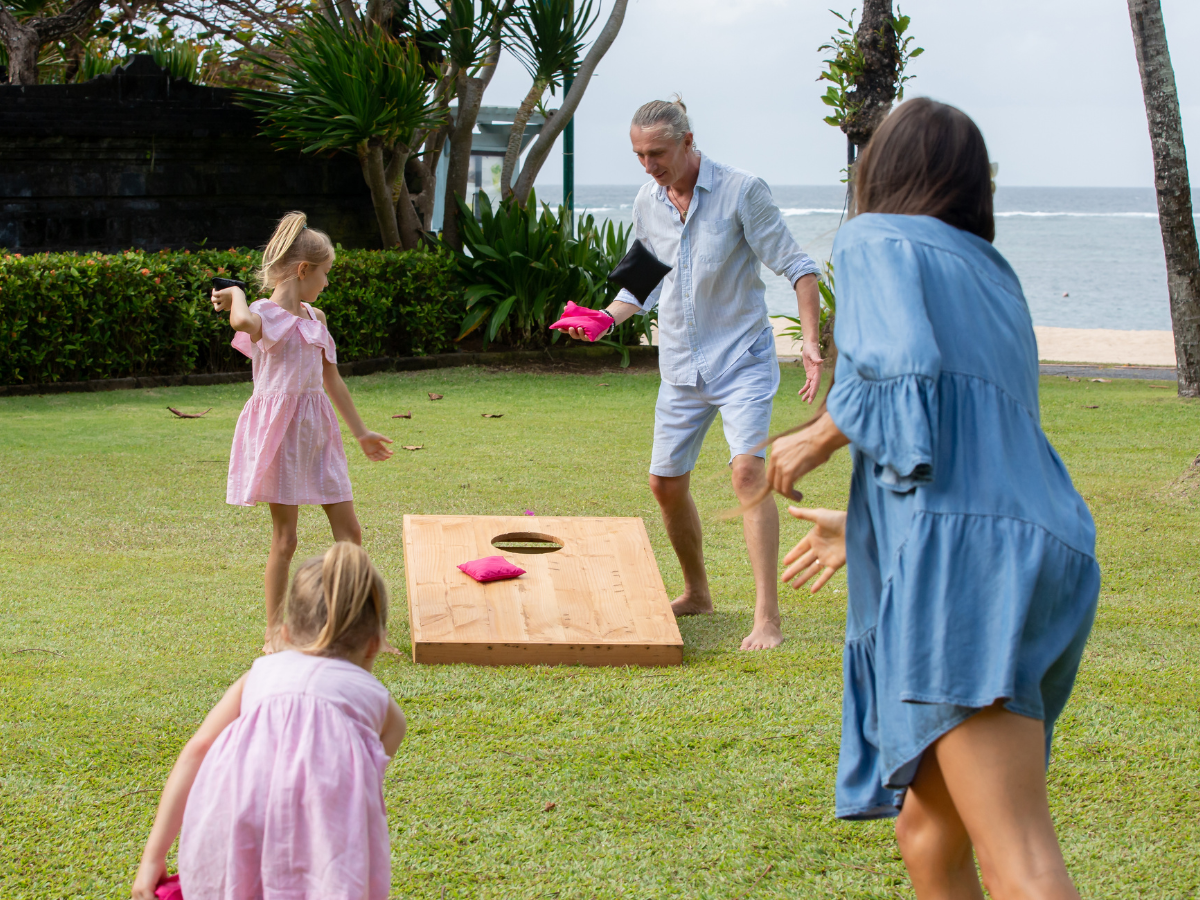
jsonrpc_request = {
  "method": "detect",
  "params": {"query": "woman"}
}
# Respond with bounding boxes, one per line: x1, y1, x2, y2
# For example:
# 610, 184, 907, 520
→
767, 99, 1099, 900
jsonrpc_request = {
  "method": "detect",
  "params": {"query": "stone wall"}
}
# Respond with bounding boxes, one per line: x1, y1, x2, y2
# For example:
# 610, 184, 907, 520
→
0, 55, 379, 252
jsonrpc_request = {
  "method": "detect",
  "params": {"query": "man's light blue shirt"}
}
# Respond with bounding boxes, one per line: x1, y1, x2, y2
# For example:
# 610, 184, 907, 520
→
616, 153, 820, 386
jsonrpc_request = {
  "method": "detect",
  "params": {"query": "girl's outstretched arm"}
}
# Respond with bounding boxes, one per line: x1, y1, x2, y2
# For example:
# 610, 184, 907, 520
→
131, 674, 247, 900
210, 286, 262, 341
321, 358, 394, 461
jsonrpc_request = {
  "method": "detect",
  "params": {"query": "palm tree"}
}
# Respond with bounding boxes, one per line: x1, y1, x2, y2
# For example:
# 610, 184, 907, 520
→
1127, 0, 1200, 397
499, 0, 595, 200
244, 13, 444, 249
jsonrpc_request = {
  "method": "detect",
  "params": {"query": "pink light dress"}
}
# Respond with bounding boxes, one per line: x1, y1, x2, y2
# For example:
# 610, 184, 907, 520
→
226, 300, 353, 507
178, 650, 394, 900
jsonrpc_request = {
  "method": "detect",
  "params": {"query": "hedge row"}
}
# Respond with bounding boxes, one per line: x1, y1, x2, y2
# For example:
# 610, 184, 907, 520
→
0, 247, 463, 386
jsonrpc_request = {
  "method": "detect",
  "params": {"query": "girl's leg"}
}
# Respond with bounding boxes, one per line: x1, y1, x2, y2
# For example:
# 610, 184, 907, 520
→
895, 750, 985, 899
266, 503, 300, 644
322, 500, 363, 545
924, 702, 1079, 900
322, 500, 403, 655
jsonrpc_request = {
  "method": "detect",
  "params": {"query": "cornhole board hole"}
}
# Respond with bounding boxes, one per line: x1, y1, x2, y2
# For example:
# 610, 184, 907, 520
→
403, 515, 683, 667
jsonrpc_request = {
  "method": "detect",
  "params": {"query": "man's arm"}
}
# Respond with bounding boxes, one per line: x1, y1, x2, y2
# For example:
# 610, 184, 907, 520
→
739, 178, 824, 402
794, 274, 822, 403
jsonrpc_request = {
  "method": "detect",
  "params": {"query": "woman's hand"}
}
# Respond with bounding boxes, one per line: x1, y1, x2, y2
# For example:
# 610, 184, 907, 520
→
131, 857, 167, 900
358, 431, 394, 461
765, 412, 850, 498
781, 506, 847, 593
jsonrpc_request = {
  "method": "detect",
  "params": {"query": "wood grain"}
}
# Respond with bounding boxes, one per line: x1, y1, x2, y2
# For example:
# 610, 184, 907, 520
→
403, 515, 683, 667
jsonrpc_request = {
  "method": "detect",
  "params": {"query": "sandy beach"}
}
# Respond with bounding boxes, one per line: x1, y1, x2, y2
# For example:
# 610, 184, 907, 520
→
772, 321, 1176, 367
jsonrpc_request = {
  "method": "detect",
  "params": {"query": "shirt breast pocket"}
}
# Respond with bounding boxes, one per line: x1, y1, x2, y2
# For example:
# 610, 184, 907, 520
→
698, 218, 741, 264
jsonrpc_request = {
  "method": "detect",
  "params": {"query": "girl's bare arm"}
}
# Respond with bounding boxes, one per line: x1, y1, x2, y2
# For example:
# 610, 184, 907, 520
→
380, 698, 407, 757
130, 675, 247, 900
210, 286, 262, 341
321, 359, 394, 462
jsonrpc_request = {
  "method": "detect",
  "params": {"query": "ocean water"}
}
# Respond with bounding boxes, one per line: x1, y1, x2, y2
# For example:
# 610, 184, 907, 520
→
532, 184, 1176, 331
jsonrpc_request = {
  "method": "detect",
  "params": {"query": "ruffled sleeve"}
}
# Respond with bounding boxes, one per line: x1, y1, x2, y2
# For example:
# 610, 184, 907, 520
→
230, 299, 299, 358
298, 304, 337, 364
826, 232, 941, 492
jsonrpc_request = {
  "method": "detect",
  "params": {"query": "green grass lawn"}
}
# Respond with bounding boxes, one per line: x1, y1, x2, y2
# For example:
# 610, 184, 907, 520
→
1, 365, 1197, 899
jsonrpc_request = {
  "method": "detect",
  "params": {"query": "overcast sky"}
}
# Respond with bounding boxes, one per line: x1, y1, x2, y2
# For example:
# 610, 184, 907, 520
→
482, 0, 1199, 188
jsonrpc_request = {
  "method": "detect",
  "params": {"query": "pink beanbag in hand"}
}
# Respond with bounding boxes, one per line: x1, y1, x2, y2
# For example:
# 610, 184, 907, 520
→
458, 556, 526, 583
155, 875, 184, 900
549, 302, 612, 342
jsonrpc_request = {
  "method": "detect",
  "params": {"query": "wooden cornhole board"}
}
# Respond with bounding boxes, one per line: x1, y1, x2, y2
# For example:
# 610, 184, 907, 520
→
403, 515, 683, 667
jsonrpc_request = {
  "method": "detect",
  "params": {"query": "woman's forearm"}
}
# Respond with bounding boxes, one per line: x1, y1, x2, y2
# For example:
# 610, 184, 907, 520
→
605, 300, 642, 326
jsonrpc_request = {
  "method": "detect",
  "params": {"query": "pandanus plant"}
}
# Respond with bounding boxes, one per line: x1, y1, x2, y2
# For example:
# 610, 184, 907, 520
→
242, 13, 444, 249
499, 0, 596, 200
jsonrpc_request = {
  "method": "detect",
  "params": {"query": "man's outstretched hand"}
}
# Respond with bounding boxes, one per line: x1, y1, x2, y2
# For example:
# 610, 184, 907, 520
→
781, 506, 847, 594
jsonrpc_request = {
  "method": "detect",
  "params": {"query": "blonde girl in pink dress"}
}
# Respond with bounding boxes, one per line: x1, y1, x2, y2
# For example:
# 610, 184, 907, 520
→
131, 543, 407, 900
210, 212, 393, 647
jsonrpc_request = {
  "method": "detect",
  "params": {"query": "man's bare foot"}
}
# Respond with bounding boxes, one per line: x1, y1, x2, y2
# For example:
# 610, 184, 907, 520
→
380, 641, 406, 657
740, 620, 783, 651
671, 594, 714, 617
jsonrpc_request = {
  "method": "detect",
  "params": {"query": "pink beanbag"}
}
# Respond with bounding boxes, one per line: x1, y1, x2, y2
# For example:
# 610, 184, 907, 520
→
549, 302, 612, 342
155, 875, 184, 900
458, 556, 526, 583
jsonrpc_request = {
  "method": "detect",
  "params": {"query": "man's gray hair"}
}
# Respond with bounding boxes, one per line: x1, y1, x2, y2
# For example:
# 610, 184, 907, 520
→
631, 96, 693, 143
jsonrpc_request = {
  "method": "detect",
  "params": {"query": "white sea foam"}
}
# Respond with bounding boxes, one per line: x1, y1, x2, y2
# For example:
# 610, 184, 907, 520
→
994, 210, 1158, 218
779, 207, 844, 216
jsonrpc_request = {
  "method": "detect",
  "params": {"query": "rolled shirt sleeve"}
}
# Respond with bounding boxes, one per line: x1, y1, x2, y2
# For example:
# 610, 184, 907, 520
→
739, 177, 821, 286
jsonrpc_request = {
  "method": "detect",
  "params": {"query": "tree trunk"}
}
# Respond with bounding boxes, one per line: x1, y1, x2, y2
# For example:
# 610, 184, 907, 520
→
0, 0, 103, 85
358, 139, 402, 247
0, 24, 39, 84
511, 0, 628, 205
843, 0, 897, 150
501, 78, 547, 200
1128, 0, 1200, 396
440, 73, 484, 251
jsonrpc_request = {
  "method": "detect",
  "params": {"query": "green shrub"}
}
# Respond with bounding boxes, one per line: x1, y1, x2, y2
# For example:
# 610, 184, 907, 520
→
454, 192, 655, 363
0, 247, 461, 386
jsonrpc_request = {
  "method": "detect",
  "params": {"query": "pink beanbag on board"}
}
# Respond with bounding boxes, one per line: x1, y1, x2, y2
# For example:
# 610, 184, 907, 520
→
549, 302, 612, 342
458, 556, 526, 583
155, 875, 184, 900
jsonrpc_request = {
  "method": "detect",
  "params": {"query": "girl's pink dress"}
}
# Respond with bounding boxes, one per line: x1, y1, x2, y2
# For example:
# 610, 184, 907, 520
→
226, 300, 353, 507
179, 650, 393, 900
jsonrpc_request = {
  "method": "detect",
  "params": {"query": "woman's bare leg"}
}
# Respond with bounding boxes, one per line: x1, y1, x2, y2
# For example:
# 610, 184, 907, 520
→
266, 503, 300, 648
896, 750, 986, 899
910, 703, 1079, 900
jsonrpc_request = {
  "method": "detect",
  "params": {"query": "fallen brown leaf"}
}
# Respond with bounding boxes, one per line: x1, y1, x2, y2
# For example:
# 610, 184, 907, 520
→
392, 411, 412, 419
428, 392, 443, 400
1149, 385, 1170, 389
481, 413, 503, 418
599, 383, 610, 386
401, 445, 424, 451
543, 801, 556, 812
167, 407, 212, 418
1066, 376, 1080, 382
1083, 405, 1099, 409
1090, 378, 1112, 383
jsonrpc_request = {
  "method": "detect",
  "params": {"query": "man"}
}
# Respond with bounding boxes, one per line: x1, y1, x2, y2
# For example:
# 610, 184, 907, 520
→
567, 98, 823, 650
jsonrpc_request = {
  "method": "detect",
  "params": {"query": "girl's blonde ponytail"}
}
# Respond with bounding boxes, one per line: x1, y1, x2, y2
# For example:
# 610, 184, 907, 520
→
285, 543, 389, 657
257, 211, 335, 292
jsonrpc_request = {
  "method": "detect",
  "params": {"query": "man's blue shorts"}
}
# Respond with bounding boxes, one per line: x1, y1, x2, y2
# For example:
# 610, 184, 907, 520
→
649, 326, 780, 477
